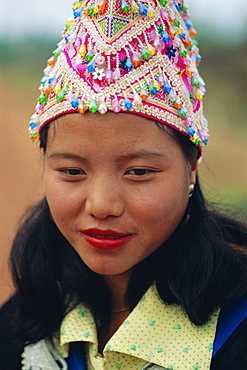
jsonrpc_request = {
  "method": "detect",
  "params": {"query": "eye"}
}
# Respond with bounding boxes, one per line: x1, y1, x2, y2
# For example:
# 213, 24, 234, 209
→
59, 168, 86, 176
130, 169, 153, 176
124, 168, 156, 179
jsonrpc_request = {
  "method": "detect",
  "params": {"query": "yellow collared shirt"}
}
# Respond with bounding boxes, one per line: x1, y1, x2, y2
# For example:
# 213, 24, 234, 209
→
53, 285, 219, 370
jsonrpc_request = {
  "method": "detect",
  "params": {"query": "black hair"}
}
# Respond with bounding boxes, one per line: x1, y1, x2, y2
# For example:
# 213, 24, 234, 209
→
10, 121, 247, 344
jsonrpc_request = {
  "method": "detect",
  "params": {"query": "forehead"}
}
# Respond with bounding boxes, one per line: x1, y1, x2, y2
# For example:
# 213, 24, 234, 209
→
46, 112, 182, 158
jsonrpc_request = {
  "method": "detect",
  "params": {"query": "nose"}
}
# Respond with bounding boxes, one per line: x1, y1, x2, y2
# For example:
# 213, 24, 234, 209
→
85, 176, 124, 219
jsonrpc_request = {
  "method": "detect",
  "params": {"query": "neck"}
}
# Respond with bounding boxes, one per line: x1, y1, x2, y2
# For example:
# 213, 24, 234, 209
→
103, 272, 131, 312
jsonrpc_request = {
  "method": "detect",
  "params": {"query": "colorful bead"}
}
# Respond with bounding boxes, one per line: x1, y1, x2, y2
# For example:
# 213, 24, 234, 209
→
139, 3, 147, 15
53, 83, 62, 94
125, 57, 133, 70
178, 106, 186, 118
121, 0, 129, 12
71, 96, 79, 108
141, 47, 149, 60
113, 98, 121, 113
124, 97, 132, 110
132, 53, 141, 67
78, 43, 87, 57
98, 101, 107, 114
131, 0, 139, 13
148, 84, 157, 95
53, 48, 61, 58
163, 81, 172, 93
85, 50, 94, 62
87, 61, 95, 72
147, 5, 155, 17
78, 101, 87, 114
140, 88, 148, 100
89, 99, 98, 113
133, 93, 142, 105
146, 43, 156, 56
56, 90, 66, 102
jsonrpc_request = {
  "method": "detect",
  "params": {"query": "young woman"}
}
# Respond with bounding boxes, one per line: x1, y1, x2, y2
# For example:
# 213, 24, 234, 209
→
1, 1, 247, 369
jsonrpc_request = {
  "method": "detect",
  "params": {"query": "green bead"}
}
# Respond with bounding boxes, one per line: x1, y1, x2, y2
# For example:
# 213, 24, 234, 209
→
56, 90, 65, 102
38, 94, 48, 104
115, 364, 122, 369
193, 365, 200, 370
156, 347, 163, 353
53, 48, 61, 58
192, 76, 200, 87
86, 50, 94, 62
174, 19, 180, 27
182, 348, 189, 353
208, 344, 214, 350
179, 46, 187, 57
159, 0, 167, 5
173, 324, 181, 330
167, 366, 174, 370
89, 100, 98, 113
148, 320, 155, 326
78, 311, 84, 317
141, 48, 149, 60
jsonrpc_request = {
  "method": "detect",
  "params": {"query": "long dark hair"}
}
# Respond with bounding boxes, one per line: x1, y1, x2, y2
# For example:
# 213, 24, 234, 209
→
10, 121, 247, 344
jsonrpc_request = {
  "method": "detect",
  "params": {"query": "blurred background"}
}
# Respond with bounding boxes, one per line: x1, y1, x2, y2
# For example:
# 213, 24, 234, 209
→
0, 0, 247, 305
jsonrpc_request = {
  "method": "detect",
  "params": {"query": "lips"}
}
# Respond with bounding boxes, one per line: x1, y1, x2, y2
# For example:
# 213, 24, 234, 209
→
80, 228, 133, 249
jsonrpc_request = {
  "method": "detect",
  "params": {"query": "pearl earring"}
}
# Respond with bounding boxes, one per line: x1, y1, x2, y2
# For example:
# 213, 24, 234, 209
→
189, 184, 195, 198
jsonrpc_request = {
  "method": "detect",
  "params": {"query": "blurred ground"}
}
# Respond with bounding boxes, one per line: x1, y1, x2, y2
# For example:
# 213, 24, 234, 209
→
0, 36, 246, 305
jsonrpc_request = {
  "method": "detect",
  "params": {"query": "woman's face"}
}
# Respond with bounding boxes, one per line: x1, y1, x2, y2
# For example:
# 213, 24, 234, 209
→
45, 113, 197, 281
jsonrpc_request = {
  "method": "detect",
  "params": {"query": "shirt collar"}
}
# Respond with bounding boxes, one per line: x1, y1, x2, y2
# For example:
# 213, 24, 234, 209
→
54, 285, 219, 369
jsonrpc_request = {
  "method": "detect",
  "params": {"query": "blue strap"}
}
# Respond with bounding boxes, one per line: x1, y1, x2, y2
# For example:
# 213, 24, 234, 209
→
63, 297, 247, 366
66, 342, 87, 370
213, 295, 247, 356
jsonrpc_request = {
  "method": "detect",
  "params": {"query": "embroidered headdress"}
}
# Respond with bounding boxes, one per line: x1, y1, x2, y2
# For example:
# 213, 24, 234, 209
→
29, 0, 209, 148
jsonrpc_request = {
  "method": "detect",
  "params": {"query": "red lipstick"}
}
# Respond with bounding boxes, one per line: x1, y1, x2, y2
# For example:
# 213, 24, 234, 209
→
80, 228, 133, 249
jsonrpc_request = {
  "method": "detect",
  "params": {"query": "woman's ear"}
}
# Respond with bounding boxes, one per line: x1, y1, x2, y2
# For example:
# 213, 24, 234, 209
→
189, 158, 198, 185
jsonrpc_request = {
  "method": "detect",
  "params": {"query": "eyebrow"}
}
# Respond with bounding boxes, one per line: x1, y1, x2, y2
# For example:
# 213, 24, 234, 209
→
48, 151, 165, 162
114, 151, 166, 162
48, 153, 86, 161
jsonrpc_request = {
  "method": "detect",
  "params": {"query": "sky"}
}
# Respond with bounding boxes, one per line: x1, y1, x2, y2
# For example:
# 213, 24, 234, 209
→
0, 0, 247, 38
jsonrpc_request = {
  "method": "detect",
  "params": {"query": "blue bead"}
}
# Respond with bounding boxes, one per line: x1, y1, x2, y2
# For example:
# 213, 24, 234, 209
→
163, 82, 172, 94
174, 2, 182, 11
185, 20, 192, 30
162, 30, 170, 43
48, 76, 55, 84
71, 97, 79, 108
195, 55, 202, 63
87, 61, 95, 72
187, 126, 196, 136
125, 58, 133, 71
41, 76, 48, 85
30, 122, 38, 129
124, 98, 132, 110
74, 7, 82, 18
139, 3, 147, 15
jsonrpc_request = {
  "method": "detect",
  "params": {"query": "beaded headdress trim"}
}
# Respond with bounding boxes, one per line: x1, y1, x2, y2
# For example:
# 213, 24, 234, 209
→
29, 0, 209, 147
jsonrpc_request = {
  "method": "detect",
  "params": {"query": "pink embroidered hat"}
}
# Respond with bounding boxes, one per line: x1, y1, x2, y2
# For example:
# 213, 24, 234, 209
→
29, 0, 209, 148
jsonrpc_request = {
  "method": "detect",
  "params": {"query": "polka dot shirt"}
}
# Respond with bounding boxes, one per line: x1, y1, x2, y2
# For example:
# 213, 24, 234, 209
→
53, 285, 219, 370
